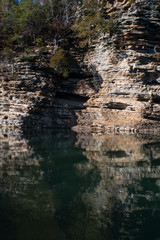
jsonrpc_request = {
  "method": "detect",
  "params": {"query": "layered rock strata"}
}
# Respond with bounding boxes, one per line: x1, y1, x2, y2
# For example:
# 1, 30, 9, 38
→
1, 0, 160, 131
0, 45, 100, 128
73, 0, 160, 133
0, 54, 55, 128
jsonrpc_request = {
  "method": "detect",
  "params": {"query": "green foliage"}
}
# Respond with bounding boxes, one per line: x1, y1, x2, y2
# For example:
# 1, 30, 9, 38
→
0, 0, 80, 50
71, 13, 103, 47
71, 0, 118, 48
36, 38, 44, 47
16, 0, 49, 43
127, 0, 135, 6
0, 0, 18, 47
0, 47, 15, 59
102, 13, 118, 35
0, 0, 118, 54
50, 48, 71, 78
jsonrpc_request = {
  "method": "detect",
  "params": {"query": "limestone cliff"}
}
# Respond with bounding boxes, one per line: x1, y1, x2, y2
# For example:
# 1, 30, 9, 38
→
73, 0, 160, 133
1, 0, 160, 131
0, 46, 99, 128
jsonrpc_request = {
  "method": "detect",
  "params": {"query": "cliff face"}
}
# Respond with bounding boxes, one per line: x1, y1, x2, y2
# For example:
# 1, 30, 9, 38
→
0, 52, 56, 128
1, 0, 160, 131
73, 0, 160, 133
0, 46, 100, 129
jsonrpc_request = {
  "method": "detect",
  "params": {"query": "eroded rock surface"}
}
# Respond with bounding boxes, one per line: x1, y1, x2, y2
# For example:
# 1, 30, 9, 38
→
73, 0, 160, 133
1, 0, 160, 131
0, 46, 100, 129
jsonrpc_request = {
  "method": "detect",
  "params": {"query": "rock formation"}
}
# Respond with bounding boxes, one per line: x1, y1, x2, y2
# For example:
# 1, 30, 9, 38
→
1, 0, 160, 132
0, 46, 100, 129
73, 0, 160, 133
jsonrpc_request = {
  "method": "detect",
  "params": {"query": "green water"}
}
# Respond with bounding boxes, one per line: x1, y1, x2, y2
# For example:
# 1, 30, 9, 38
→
0, 130, 160, 240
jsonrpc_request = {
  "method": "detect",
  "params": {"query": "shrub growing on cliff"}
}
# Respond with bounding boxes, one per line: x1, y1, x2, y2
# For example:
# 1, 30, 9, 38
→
128, 0, 136, 7
71, 11, 104, 48
36, 38, 44, 47
0, 47, 15, 60
50, 48, 71, 78
71, 0, 118, 48
103, 13, 118, 36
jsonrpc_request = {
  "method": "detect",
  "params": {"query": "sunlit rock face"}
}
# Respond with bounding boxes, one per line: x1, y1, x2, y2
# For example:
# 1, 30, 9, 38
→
74, 0, 160, 133
76, 133, 160, 239
1, 1, 160, 131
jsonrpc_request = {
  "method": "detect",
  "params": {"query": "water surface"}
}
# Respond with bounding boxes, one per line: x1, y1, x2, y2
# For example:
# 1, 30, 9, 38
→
0, 129, 160, 240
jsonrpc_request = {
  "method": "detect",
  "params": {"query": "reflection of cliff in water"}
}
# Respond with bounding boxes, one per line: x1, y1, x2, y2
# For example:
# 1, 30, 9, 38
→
0, 129, 103, 240
0, 129, 61, 240
76, 133, 160, 240
1, 130, 160, 240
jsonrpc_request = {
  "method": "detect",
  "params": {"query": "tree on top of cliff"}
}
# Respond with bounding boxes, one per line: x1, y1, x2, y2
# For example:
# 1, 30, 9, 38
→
0, 0, 80, 51
71, 0, 118, 48
0, 0, 19, 49
0, 0, 119, 52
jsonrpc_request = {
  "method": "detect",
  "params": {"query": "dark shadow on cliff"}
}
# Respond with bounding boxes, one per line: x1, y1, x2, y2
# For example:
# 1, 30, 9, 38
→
21, 49, 103, 129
